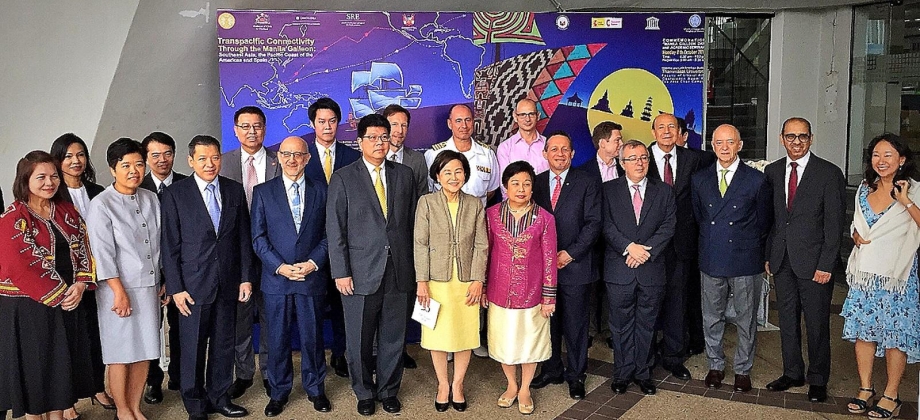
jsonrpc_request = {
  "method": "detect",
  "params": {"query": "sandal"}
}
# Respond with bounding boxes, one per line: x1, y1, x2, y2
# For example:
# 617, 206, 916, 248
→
867, 394, 901, 419
847, 387, 876, 414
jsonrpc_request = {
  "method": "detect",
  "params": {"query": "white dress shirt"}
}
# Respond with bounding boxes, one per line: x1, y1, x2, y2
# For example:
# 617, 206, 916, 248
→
241, 147, 267, 184
651, 144, 679, 183
151, 172, 175, 191
386, 147, 404, 164
716, 157, 742, 188
282, 175, 306, 222
68, 185, 91, 216
315, 141, 338, 164
549, 168, 570, 193
784, 151, 811, 198
362, 158, 387, 195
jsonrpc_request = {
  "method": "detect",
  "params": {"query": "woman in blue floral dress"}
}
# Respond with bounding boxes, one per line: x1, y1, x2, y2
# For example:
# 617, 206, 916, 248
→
841, 133, 920, 418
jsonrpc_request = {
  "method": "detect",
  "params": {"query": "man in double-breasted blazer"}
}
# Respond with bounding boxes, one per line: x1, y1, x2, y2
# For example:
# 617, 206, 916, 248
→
763, 117, 846, 403
531, 132, 602, 400
691, 124, 771, 394
326, 114, 418, 416
161, 135, 255, 420
602, 140, 676, 396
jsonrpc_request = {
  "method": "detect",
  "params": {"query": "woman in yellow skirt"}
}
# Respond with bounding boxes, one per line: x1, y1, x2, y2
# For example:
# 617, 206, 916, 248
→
415, 150, 489, 412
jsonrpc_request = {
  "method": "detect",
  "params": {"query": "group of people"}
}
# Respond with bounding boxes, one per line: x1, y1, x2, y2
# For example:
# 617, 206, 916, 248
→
0, 95, 917, 420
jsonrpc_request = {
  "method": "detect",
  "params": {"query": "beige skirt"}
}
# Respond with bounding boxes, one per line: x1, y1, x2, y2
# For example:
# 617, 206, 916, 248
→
487, 304, 551, 365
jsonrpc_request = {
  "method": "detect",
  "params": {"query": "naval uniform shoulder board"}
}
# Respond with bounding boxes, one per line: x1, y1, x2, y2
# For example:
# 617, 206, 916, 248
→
430, 142, 447, 151
476, 165, 492, 174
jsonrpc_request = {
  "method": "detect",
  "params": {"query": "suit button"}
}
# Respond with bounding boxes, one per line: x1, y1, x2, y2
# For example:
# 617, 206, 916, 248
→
144, 239, 149, 244
147, 255, 151, 259
136, 210, 140, 214
711, 221, 715, 225
142, 223, 147, 227
729, 222, 733, 225
733, 205, 737, 209
729, 240, 733, 243
709, 204, 712, 207
149, 271, 154, 275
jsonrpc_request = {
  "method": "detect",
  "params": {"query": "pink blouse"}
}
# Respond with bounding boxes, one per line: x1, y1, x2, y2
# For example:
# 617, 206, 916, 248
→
484, 204, 557, 309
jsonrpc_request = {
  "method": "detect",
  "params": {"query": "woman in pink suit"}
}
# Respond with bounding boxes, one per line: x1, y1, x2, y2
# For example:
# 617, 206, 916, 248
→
484, 160, 557, 415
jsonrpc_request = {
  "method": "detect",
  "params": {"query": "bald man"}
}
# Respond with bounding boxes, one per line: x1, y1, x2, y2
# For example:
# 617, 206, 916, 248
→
251, 136, 331, 415
496, 99, 549, 177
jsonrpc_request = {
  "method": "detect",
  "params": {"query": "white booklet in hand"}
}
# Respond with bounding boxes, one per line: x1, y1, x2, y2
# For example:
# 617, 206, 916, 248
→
412, 298, 440, 329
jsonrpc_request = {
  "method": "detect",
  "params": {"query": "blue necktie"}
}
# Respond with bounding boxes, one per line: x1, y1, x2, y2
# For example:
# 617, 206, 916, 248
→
206, 183, 221, 232
292, 182, 302, 231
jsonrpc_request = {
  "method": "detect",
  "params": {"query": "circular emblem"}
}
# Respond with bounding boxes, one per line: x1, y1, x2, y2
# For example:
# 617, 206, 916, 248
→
556, 15, 570, 31
218, 12, 236, 30
689, 14, 702, 28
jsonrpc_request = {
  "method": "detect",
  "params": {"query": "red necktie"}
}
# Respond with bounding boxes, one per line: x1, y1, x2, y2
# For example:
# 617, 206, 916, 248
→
551, 175, 562, 210
787, 161, 798, 211
663, 153, 674, 186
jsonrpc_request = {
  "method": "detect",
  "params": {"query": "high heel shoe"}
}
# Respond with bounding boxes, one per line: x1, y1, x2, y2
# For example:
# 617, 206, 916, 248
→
435, 386, 450, 412
92, 394, 117, 410
847, 386, 876, 414
867, 394, 901, 418
451, 386, 467, 412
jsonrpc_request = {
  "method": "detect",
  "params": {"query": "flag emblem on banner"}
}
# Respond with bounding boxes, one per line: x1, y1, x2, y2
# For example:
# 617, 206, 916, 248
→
592, 17, 623, 29
403, 14, 415, 27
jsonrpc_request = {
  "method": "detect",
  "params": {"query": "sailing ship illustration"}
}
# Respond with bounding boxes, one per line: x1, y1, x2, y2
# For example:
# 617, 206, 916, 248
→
348, 62, 422, 120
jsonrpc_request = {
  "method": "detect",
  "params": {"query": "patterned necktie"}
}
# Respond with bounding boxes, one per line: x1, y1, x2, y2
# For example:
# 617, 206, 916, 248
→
389, 153, 398, 163
291, 182, 302, 231
551, 175, 562, 210
787, 162, 798, 211
205, 183, 221, 232
719, 169, 729, 197
245, 155, 257, 207
323, 149, 333, 184
374, 166, 387, 219
157, 182, 165, 196
632, 184, 642, 224
663, 153, 674, 186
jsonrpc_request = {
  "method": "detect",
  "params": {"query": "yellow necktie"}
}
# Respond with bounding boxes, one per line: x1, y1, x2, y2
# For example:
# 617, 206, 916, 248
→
374, 166, 387, 219
719, 169, 729, 197
323, 149, 333, 184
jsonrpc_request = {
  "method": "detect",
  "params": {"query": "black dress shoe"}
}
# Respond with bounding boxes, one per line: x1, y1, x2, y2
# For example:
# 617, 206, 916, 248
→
403, 351, 417, 369
451, 399, 467, 412
263, 399, 287, 417
380, 396, 402, 413
357, 399, 375, 416
611, 380, 630, 394
734, 375, 752, 393
331, 355, 350, 378
144, 384, 163, 404
634, 379, 657, 395
167, 380, 181, 391
808, 385, 828, 402
188, 414, 208, 420
687, 345, 705, 356
606, 337, 614, 349
262, 379, 270, 397
208, 403, 248, 418
765, 375, 805, 392
569, 381, 586, 400
308, 394, 332, 412
530, 373, 564, 389
435, 400, 450, 412
705, 370, 724, 389
228, 378, 253, 399
666, 364, 692, 381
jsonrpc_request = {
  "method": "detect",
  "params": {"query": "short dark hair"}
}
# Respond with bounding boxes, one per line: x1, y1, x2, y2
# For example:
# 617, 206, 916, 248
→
234, 106, 266, 125
13, 150, 68, 203
381, 104, 411, 125
782, 117, 812, 135
676, 117, 688, 135
142, 132, 176, 156
50, 133, 97, 184
428, 150, 470, 182
501, 160, 536, 188
357, 114, 390, 138
544, 130, 572, 152
864, 133, 918, 191
619, 139, 649, 161
309, 98, 342, 123
106, 138, 145, 169
591, 121, 623, 149
188, 135, 221, 157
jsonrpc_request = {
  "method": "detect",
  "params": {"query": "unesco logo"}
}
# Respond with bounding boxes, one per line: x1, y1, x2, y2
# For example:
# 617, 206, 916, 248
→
689, 14, 702, 28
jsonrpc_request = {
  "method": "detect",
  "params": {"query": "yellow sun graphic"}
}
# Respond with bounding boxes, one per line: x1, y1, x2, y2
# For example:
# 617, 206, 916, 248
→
587, 68, 674, 145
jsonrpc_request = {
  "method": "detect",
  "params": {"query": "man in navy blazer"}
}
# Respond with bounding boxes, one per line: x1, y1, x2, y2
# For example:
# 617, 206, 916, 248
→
161, 135, 254, 420
531, 132, 602, 400
690, 124, 771, 393
602, 140, 676, 396
303, 98, 360, 378
251, 136, 331, 416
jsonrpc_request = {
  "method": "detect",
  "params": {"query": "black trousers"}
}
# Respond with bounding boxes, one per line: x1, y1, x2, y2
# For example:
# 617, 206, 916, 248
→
179, 292, 237, 415
654, 258, 687, 368
684, 258, 705, 351
540, 283, 592, 384
606, 281, 665, 381
148, 302, 181, 386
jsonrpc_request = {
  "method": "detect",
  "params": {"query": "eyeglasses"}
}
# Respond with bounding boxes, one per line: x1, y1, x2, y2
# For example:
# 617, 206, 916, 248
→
149, 151, 174, 159
361, 135, 390, 143
621, 155, 650, 163
516, 112, 537, 119
783, 133, 811, 144
278, 151, 308, 159
236, 123, 265, 131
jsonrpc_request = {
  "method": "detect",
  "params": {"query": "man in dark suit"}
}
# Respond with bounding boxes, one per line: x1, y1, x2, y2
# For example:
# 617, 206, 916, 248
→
139, 131, 188, 404
304, 98, 361, 378
251, 136, 332, 416
764, 117, 846, 402
382, 104, 429, 198
691, 124, 771, 393
602, 140, 676, 396
531, 132, 602, 399
646, 113, 706, 380
326, 114, 417, 416
161, 135, 254, 420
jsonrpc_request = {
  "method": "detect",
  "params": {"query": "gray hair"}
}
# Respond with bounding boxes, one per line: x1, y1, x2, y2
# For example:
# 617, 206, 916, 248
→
619, 139, 648, 161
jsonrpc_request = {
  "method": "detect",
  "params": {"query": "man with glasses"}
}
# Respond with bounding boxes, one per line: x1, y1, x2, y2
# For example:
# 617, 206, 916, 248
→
220, 106, 282, 399
496, 99, 549, 177
139, 132, 188, 404
691, 124, 771, 393
763, 117, 845, 403
327, 114, 418, 416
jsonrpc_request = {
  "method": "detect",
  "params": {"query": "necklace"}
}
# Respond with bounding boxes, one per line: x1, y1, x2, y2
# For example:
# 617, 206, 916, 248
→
508, 203, 531, 214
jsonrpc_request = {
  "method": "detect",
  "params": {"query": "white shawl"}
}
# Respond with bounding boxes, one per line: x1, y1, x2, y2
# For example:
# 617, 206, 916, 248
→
847, 179, 920, 293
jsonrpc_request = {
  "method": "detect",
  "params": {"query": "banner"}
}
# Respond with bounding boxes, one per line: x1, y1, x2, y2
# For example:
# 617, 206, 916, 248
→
218, 11, 705, 166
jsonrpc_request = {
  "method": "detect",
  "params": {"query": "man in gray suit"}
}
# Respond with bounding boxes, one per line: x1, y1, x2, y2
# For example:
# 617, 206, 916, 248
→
382, 104, 429, 198
220, 105, 282, 399
326, 114, 417, 416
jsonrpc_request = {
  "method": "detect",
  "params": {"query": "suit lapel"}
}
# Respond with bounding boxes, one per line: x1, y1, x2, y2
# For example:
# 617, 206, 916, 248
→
712, 165, 748, 216
265, 151, 279, 180
638, 180, 655, 226
216, 179, 233, 236
270, 179, 297, 233
186, 179, 216, 238
555, 171, 576, 210
675, 147, 693, 191
385, 161, 397, 224
298, 179, 316, 237
790, 157, 816, 214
